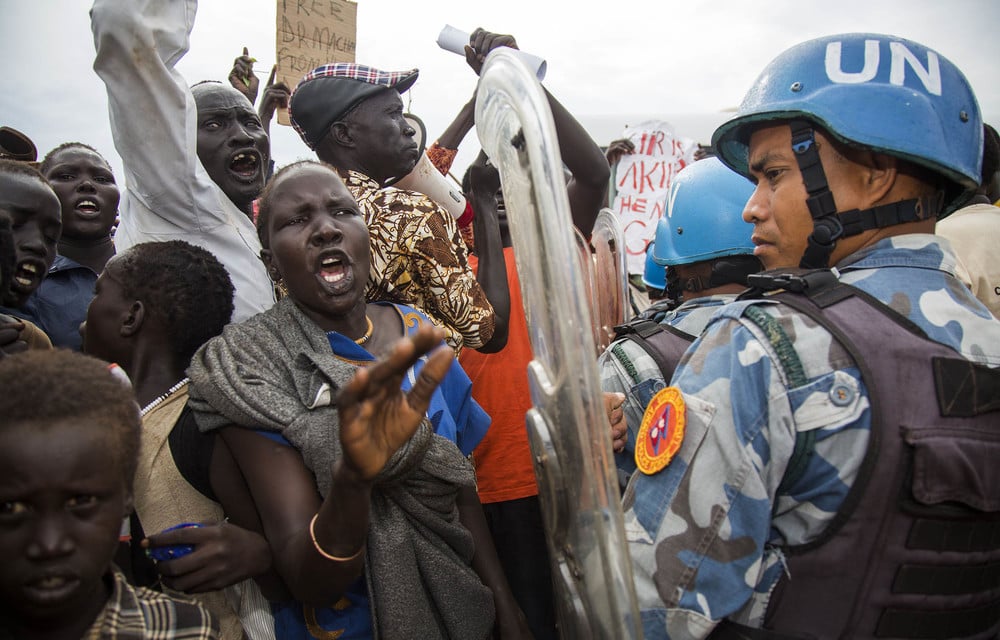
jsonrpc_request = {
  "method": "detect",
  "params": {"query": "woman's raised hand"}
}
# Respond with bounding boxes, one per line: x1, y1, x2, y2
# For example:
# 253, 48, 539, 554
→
337, 324, 453, 481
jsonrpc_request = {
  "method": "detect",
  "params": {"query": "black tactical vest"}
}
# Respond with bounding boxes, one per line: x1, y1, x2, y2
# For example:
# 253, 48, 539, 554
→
712, 269, 1000, 640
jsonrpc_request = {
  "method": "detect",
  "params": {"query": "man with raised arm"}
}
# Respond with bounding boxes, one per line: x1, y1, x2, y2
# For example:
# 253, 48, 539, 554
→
91, 0, 275, 322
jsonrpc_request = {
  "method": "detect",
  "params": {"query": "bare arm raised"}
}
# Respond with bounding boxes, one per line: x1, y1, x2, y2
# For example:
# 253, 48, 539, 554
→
467, 28, 610, 234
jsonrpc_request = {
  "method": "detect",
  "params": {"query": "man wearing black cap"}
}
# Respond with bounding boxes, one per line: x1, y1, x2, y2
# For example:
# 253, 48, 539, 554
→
289, 63, 509, 353
91, 0, 275, 323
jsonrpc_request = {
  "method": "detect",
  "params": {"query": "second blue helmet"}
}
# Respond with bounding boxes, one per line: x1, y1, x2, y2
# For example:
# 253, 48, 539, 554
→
652, 157, 756, 266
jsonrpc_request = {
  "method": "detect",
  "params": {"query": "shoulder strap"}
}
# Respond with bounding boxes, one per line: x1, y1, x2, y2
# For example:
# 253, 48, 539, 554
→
741, 267, 841, 299
745, 281, 886, 539
740, 304, 814, 497
744, 268, 930, 340
612, 318, 696, 383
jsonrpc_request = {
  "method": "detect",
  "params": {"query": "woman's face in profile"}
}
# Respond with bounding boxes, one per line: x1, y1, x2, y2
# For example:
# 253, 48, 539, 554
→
262, 164, 370, 329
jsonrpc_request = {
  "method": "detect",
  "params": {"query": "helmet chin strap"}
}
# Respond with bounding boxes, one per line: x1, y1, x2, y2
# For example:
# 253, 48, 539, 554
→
790, 121, 843, 269
788, 121, 936, 269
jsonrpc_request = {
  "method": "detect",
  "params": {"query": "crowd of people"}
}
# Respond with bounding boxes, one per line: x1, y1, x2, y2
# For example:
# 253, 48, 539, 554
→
2, 1, 999, 638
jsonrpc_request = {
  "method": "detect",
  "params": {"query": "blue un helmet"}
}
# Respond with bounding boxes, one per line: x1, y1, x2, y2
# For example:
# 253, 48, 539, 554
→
652, 157, 756, 266
712, 34, 983, 268
642, 243, 666, 291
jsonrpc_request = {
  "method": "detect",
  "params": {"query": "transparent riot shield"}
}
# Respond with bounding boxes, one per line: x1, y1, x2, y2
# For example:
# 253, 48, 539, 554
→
574, 226, 601, 354
476, 48, 643, 640
590, 208, 630, 355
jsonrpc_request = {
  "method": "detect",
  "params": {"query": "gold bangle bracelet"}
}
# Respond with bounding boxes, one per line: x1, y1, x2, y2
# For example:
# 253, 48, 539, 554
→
308, 514, 365, 562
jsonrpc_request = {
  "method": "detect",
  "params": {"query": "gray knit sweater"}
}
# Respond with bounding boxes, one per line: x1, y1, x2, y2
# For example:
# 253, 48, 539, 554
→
187, 297, 494, 639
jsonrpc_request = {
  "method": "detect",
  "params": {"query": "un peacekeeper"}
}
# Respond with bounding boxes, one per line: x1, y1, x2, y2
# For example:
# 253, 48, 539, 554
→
598, 157, 760, 484
623, 33, 1000, 639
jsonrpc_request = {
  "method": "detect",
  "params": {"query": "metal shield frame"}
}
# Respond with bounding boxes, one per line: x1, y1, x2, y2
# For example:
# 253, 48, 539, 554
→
589, 208, 631, 355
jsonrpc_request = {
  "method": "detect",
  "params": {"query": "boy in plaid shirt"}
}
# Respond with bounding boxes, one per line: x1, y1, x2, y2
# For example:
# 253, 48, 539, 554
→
0, 350, 219, 639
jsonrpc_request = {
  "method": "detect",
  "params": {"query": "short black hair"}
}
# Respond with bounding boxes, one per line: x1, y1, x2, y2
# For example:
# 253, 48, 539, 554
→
0, 157, 49, 185
115, 241, 234, 363
39, 142, 107, 176
0, 349, 140, 489
255, 159, 335, 249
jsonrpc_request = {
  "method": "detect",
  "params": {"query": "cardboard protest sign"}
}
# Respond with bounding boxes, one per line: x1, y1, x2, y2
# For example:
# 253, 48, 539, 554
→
274, 0, 358, 125
610, 121, 696, 274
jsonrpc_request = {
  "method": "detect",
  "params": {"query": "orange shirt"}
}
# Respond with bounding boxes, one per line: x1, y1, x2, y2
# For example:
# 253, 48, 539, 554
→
460, 248, 539, 503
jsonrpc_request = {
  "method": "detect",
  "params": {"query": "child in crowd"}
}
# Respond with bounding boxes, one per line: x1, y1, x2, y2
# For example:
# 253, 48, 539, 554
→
0, 159, 62, 352
14, 143, 121, 350
82, 240, 276, 639
0, 349, 219, 639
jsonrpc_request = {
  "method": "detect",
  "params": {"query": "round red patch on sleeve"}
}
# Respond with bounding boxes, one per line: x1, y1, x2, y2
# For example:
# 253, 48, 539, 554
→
635, 386, 686, 475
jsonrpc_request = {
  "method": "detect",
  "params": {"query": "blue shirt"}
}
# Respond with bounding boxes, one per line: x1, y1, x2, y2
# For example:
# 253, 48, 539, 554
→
3, 255, 97, 350
323, 303, 490, 455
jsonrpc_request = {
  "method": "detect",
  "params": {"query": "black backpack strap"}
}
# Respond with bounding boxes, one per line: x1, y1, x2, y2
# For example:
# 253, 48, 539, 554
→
742, 268, 841, 298
612, 318, 696, 383
744, 267, 929, 339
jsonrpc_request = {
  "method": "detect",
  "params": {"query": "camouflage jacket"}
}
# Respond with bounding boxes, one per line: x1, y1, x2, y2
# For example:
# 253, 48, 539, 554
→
598, 294, 738, 482
623, 235, 1000, 639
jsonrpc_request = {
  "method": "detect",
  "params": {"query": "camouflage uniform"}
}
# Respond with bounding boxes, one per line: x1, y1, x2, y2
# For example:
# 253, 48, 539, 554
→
598, 294, 738, 481
623, 235, 1000, 639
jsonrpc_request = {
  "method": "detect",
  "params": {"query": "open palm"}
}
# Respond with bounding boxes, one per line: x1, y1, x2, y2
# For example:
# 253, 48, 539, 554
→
337, 325, 453, 480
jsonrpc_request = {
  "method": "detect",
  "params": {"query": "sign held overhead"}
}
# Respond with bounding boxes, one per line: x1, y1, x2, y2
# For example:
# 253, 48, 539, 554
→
274, 0, 358, 125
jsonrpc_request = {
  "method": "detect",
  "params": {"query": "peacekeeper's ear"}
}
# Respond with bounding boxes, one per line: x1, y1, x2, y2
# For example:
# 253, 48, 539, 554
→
865, 152, 898, 204
834, 141, 898, 209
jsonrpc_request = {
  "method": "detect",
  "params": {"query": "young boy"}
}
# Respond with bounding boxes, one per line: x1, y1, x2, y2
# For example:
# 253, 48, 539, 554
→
0, 158, 62, 352
0, 349, 219, 639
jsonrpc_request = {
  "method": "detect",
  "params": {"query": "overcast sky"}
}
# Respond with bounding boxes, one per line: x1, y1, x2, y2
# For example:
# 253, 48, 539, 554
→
4, 0, 999, 183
